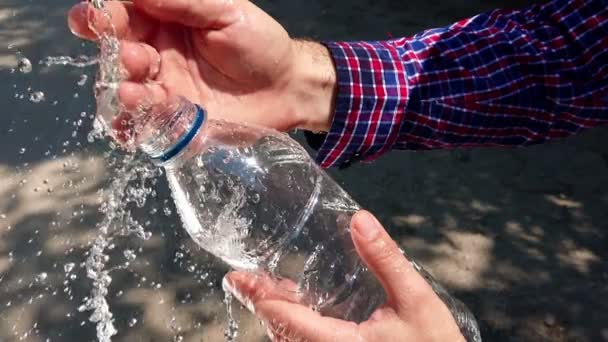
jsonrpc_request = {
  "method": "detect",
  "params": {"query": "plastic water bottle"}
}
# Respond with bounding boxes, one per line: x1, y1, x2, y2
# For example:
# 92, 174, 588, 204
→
133, 97, 481, 341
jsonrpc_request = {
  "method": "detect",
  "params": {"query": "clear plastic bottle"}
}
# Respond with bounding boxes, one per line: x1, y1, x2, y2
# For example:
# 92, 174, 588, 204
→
135, 97, 481, 341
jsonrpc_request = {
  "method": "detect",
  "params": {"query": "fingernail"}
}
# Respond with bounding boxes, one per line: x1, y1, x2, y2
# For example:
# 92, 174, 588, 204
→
354, 211, 382, 241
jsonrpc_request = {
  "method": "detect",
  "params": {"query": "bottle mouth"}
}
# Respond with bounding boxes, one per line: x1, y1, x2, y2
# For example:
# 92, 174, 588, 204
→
149, 105, 206, 163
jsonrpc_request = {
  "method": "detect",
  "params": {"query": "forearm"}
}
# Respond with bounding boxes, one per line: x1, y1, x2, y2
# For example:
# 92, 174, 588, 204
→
294, 0, 608, 168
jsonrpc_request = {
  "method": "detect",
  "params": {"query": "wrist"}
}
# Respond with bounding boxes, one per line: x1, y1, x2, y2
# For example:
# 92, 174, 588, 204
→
286, 39, 336, 132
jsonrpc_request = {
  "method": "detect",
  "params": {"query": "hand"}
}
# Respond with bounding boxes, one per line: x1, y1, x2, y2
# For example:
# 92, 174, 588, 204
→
67, 0, 336, 138
223, 211, 466, 342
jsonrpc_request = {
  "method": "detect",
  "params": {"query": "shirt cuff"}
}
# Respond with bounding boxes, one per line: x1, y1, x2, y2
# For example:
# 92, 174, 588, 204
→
314, 40, 409, 168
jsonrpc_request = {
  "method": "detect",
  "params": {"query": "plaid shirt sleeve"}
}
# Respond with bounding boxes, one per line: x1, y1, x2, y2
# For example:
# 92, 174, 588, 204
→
313, 0, 608, 168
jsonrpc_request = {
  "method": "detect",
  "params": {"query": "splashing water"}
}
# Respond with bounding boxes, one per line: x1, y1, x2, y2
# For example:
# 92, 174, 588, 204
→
17, 57, 32, 73
76, 2, 127, 340
29, 91, 45, 103
78, 153, 161, 342
40, 55, 99, 68
223, 291, 239, 342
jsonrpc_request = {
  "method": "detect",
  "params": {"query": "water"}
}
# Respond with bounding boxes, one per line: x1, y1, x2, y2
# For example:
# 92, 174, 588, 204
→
17, 57, 32, 73
29, 91, 45, 103
134, 98, 479, 342
77, 154, 162, 342
158, 115, 386, 321
223, 291, 239, 342
40, 55, 98, 68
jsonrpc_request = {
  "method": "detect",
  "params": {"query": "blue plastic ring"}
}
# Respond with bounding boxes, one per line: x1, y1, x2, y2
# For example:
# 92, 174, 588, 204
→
151, 105, 206, 163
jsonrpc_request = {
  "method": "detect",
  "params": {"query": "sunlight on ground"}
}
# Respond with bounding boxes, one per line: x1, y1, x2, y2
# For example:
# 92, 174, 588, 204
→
0, 155, 106, 340
425, 231, 494, 290
0, 155, 105, 240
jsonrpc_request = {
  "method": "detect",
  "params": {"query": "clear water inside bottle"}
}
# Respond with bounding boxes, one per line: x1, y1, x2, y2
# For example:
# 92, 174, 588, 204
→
163, 118, 386, 321
134, 99, 481, 339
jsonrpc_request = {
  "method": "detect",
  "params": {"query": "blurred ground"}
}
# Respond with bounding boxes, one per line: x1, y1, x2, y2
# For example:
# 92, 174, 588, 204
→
0, 0, 607, 341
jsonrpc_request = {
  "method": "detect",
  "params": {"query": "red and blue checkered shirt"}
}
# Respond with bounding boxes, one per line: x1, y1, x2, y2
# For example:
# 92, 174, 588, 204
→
311, 0, 608, 168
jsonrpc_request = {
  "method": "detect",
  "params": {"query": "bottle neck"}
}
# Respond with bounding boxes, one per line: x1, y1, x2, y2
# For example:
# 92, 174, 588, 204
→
139, 98, 207, 165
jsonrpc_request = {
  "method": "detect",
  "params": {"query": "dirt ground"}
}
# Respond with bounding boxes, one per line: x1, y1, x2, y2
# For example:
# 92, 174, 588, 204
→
0, 0, 607, 341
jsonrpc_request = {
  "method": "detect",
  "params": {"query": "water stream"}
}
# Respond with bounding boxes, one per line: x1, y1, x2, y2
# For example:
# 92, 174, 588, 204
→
73, 1, 244, 340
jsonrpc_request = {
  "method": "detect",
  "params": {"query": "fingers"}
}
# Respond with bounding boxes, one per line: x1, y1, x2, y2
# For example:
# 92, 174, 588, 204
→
132, 0, 241, 29
223, 271, 301, 311
112, 81, 168, 143
350, 211, 436, 315
68, 2, 156, 41
223, 272, 359, 341
256, 300, 359, 341
118, 81, 168, 112
120, 41, 161, 81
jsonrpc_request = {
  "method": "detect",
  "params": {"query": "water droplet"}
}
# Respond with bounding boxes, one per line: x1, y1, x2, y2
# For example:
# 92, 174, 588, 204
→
77, 74, 88, 86
17, 57, 32, 73
123, 249, 136, 261
64, 263, 75, 273
251, 193, 260, 204
35, 272, 48, 283
128, 318, 137, 327
163, 207, 172, 216
29, 91, 45, 103
19, 147, 26, 154
187, 265, 196, 273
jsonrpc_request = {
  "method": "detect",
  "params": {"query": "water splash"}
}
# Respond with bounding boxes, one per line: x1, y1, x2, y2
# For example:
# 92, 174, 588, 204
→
40, 55, 98, 68
78, 152, 161, 342
29, 91, 45, 103
223, 291, 239, 342
50, 1, 244, 340
78, 74, 89, 86
76, 1, 129, 339
17, 57, 32, 73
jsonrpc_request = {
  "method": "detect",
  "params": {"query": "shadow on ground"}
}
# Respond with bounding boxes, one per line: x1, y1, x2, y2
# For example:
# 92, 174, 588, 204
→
0, 0, 606, 341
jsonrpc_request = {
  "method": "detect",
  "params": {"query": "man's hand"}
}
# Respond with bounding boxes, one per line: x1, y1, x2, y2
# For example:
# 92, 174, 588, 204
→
67, 0, 336, 136
223, 211, 466, 342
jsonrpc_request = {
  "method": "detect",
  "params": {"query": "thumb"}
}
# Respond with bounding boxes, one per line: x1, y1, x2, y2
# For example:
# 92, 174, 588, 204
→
350, 211, 436, 315
133, 0, 242, 29
223, 272, 359, 341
